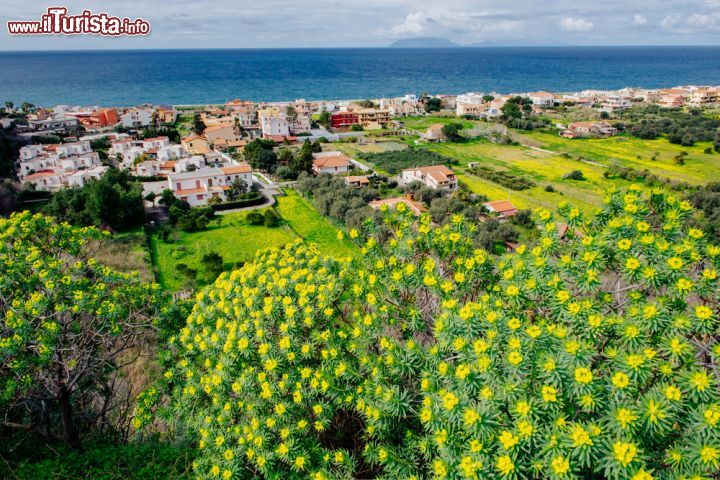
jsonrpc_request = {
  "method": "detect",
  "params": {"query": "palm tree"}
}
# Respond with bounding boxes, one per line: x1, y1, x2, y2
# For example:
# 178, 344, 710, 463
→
4, 101, 14, 113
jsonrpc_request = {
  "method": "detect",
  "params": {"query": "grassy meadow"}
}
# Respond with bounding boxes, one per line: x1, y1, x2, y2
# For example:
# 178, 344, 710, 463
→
148, 191, 357, 291
150, 208, 297, 291
275, 189, 358, 259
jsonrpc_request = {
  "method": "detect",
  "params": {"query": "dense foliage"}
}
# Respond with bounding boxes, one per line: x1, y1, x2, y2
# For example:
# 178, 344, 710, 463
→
621, 106, 720, 148
296, 173, 378, 230
42, 169, 145, 231
357, 149, 458, 175
244, 139, 278, 172
141, 186, 719, 479
501, 97, 550, 130
0, 213, 171, 448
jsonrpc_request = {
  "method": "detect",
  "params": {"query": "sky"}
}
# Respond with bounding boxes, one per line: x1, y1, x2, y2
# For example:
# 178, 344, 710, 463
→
1, 0, 719, 50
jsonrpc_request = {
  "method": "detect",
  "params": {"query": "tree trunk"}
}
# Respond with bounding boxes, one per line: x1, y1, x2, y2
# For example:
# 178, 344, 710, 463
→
58, 385, 82, 451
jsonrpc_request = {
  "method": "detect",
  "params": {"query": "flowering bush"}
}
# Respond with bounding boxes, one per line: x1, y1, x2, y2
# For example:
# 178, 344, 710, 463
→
148, 241, 362, 479
0, 212, 169, 447
148, 187, 719, 479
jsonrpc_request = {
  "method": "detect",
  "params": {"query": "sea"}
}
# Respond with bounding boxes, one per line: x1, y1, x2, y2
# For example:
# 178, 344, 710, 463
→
1, 46, 719, 107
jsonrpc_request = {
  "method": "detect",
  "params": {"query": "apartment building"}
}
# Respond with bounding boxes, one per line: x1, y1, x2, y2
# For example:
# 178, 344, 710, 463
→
167, 163, 253, 206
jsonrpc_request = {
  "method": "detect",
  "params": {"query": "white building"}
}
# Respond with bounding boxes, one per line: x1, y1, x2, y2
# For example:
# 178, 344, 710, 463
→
259, 108, 290, 138
167, 163, 253, 206
67, 166, 110, 187
527, 91, 556, 107
401, 165, 457, 190
311, 152, 352, 175
17, 141, 100, 180
157, 145, 187, 162
121, 108, 154, 128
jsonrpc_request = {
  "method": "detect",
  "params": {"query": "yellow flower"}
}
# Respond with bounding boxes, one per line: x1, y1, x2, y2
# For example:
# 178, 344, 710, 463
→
570, 424, 593, 447
542, 385, 557, 403
442, 392, 459, 410
695, 305, 713, 320
704, 405, 720, 426
663, 384, 682, 401
294, 456, 306, 470
613, 441, 637, 466
667, 257, 683, 270
574, 367, 593, 384
616, 408, 637, 429
433, 459, 447, 477
612, 372, 629, 389
625, 258, 640, 271
508, 351, 523, 366
551, 455, 570, 476
632, 469, 653, 480
495, 455, 515, 476
699, 445, 718, 465
498, 430, 519, 450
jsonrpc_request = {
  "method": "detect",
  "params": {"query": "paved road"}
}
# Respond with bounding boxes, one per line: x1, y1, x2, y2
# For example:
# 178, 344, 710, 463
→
214, 188, 281, 215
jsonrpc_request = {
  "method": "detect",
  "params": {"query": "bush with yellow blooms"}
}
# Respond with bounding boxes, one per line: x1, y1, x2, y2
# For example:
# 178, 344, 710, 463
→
0, 211, 171, 449
145, 186, 719, 479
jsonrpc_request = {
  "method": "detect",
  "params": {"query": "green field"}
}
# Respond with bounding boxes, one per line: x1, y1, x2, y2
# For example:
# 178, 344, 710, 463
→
275, 190, 358, 259
521, 132, 720, 185
149, 191, 357, 291
397, 115, 476, 132
150, 209, 297, 291
387, 116, 719, 213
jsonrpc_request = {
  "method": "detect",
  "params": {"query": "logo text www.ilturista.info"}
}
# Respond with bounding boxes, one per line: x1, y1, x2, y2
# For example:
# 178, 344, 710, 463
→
7, 7, 150, 36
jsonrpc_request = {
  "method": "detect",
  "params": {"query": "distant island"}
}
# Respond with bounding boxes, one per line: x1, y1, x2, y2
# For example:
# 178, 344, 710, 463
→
389, 37, 459, 48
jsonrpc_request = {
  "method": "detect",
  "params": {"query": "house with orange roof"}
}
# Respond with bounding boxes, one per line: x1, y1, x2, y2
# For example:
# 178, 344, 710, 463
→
483, 200, 518, 220
312, 151, 352, 174
204, 123, 241, 148
345, 175, 370, 188
368, 193, 426, 217
401, 165, 457, 190
181, 134, 211, 155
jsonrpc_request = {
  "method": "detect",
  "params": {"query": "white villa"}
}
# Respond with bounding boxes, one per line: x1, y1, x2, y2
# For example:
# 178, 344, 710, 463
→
312, 152, 352, 175
401, 165, 457, 190
167, 163, 253, 206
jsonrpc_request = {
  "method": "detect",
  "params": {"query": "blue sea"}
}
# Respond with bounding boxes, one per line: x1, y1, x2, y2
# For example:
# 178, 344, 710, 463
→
1, 46, 719, 106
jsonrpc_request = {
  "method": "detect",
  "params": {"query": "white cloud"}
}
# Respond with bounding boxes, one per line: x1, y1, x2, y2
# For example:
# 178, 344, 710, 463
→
558, 17, 594, 32
633, 14, 648, 25
387, 9, 523, 39
687, 13, 720, 29
390, 12, 428, 35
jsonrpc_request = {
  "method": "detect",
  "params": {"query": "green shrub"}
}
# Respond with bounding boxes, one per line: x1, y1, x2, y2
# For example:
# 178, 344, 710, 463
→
141, 188, 720, 480
563, 170, 586, 181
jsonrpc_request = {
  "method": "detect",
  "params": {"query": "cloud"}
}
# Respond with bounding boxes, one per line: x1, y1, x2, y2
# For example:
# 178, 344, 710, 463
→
687, 13, 720, 29
558, 17, 594, 32
387, 9, 524, 39
633, 14, 648, 25
662, 12, 720, 31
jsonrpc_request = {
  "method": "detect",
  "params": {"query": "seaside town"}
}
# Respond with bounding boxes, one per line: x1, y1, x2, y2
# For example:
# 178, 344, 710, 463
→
7, 84, 719, 202
2, 80, 720, 480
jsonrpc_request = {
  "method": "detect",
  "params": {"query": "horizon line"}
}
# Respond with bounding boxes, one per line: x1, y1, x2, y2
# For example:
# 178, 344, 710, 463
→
1, 44, 720, 53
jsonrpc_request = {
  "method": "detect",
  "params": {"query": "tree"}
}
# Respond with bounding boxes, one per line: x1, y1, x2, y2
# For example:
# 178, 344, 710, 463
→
243, 138, 277, 171
318, 110, 332, 129
291, 140, 315, 176
4, 101, 14, 112
43, 169, 145, 231
142, 187, 720, 479
482, 95, 495, 102
356, 99, 375, 108
0, 213, 169, 449
192, 113, 206, 135
159, 188, 177, 207
286, 106, 298, 129
200, 251, 224, 281
441, 122, 464, 142
226, 177, 249, 201
563, 169, 586, 181
263, 208, 280, 227
20, 102, 35, 113
277, 147, 294, 165
424, 97, 442, 113
144, 191, 157, 206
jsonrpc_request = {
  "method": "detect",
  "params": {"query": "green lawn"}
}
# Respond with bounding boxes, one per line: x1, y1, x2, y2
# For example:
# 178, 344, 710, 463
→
150, 208, 297, 291
275, 190, 358, 259
397, 115, 476, 131
521, 132, 720, 185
